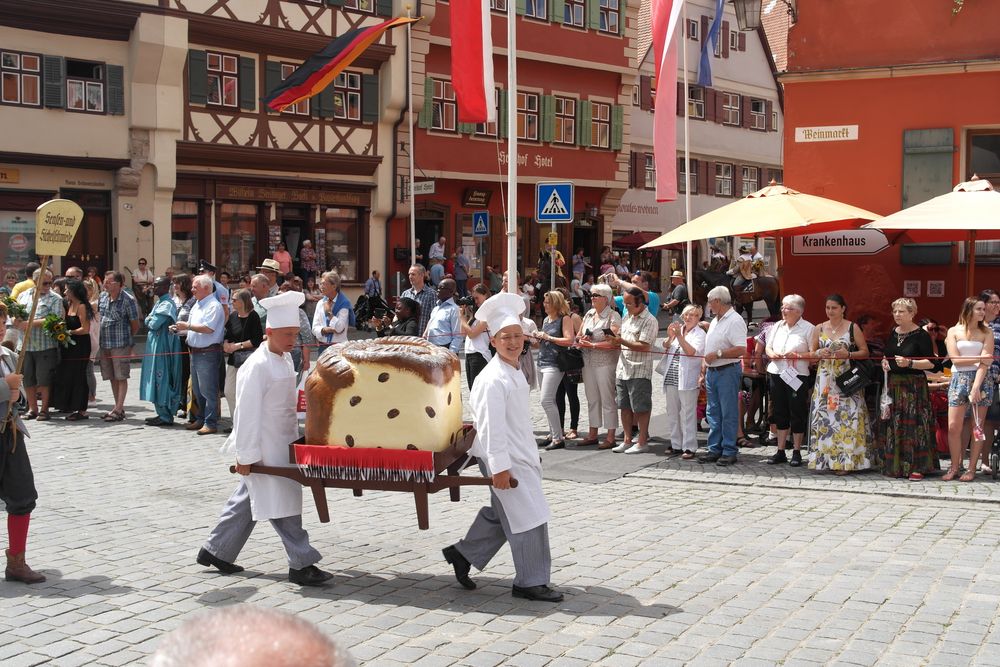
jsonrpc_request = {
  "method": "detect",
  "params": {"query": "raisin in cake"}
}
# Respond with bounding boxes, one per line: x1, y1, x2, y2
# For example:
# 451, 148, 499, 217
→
305, 336, 463, 451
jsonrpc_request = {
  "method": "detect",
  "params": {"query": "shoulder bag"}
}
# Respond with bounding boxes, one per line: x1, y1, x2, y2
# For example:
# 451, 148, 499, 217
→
834, 323, 875, 396
554, 316, 585, 372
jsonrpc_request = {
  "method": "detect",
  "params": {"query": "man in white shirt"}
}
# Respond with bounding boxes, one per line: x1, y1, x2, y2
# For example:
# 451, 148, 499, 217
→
428, 236, 446, 262
698, 286, 749, 466
423, 279, 463, 353
174, 275, 225, 435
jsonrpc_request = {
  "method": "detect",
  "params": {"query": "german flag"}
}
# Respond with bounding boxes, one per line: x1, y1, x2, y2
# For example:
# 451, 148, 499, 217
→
263, 16, 419, 113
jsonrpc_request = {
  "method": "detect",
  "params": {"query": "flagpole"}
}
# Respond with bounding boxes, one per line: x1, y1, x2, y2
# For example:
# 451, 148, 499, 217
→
407, 7, 417, 270
506, 0, 518, 295
682, 0, 692, 298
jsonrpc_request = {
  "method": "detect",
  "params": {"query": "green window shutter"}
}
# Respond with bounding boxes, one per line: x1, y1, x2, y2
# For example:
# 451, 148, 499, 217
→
611, 104, 623, 150
362, 73, 379, 122
106, 64, 125, 115
376, 0, 393, 16
418, 76, 434, 129
587, 0, 601, 30
540, 95, 555, 142
576, 99, 591, 147
550, 0, 564, 24
238, 56, 256, 111
458, 122, 477, 134
498, 89, 509, 138
325, 0, 345, 6
902, 128, 954, 209
516, 0, 527, 15
42, 55, 65, 108
264, 61, 282, 113
318, 87, 335, 118
188, 50, 207, 105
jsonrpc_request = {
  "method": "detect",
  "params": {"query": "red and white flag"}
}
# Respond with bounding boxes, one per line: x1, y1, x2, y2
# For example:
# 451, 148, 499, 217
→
652, 0, 684, 202
450, 0, 497, 124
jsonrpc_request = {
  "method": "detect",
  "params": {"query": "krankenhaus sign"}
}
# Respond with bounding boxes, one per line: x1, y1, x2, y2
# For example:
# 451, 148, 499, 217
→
791, 229, 888, 256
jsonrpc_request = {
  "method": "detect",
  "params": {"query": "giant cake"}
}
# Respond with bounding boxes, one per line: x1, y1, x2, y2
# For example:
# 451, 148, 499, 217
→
304, 336, 464, 452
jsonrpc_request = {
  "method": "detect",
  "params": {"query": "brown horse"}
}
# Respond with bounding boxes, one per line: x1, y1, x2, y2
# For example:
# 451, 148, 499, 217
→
693, 270, 781, 322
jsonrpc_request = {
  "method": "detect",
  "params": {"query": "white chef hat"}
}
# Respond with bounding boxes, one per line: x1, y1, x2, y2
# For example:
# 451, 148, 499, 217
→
260, 290, 305, 329
476, 291, 525, 336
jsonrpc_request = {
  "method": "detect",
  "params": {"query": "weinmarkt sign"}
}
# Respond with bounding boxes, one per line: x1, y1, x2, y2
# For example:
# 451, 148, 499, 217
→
35, 199, 84, 256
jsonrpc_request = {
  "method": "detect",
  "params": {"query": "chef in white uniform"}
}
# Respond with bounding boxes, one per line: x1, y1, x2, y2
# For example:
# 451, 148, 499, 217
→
197, 291, 333, 587
442, 292, 563, 602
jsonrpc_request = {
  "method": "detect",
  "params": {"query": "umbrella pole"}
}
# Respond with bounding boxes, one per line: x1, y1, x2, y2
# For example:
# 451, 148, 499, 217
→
777, 234, 784, 296
968, 230, 977, 296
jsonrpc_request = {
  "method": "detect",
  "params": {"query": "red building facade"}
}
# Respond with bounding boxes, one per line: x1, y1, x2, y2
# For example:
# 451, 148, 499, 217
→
780, 0, 1000, 325
387, 0, 637, 292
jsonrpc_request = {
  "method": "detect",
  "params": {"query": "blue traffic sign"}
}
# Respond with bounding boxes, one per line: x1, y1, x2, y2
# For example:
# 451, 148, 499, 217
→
472, 211, 489, 237
535, 181, 574, 223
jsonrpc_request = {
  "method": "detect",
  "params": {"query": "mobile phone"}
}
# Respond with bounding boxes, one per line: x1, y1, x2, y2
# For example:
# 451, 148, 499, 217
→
603, 328, 614, 336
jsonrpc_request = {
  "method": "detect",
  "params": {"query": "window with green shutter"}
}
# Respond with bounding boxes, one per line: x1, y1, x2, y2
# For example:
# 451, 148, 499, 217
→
549, 0, 564, 23
418, 76, 434, 129
498, 89, 509, 138
238, 56, 256, 111
576, 99, 591, 147
187, 50, 207, 105
106, 64, 125, 115
587, 0, 601, 30
361, 73, 379, 123
610, 104, 623, 150
515, 0, 527, 15
264, 61, 282, 113
540, 95, 555, 142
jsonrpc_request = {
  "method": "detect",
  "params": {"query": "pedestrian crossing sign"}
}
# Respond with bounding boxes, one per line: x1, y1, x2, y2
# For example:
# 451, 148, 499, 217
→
472, 211, 489, 237
535, 181, 574, 223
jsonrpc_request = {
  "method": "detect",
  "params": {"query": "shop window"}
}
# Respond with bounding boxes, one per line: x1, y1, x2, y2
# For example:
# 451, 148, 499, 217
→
66, 59, 104, 114
741, 166, 759, 196
590, 101, 610, 149
687, 85, 705, 120
324, 208, 361, 282
1, 51, 41, 107
218, 203, 258, 275
554, 96, 575, 144
333, 71, 362, 121
280, 63, 310, 116
344, 0, 375, 12
457, 213, 485, 283
722, 92, 740, 126
644, 153, 656, 190
599, 0, 619, 34
475, 88, 500, 136
171, 201, 201, 273
715, 162, 734, 196
517, 91, 539, 141
207, 51, 239, 108
0, 210, 36, 278
750, 98, 767, 130
525, 0, 546, 19
431, 78, 456, 132
565, 0, 585, 27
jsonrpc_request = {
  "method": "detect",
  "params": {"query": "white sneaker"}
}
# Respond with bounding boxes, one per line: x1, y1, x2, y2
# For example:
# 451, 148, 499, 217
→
624, 443, 651, 455
611, 443, 630, 453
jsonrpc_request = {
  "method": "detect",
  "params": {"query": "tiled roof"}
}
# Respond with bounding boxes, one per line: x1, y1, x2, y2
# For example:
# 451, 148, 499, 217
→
760, 1, 791, 72
638, 0, 653, 64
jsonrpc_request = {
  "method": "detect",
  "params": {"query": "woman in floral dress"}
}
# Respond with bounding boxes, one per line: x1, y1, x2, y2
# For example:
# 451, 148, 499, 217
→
807, 294, 872, 474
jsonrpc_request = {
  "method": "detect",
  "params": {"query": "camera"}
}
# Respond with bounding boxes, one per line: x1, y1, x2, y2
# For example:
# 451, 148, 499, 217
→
456, 296, 476, 307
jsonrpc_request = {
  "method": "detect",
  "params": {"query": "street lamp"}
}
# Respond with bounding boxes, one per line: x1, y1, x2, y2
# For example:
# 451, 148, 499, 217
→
731, 0, 797, 31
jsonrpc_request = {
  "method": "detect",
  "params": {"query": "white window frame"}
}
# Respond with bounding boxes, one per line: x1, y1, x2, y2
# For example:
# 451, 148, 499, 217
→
644, 153, 656, 190
475, 88, 500, 136
333, 71, 362, 121
722, 92, 740, 126
590, 101, 610, 149
741, 166, 759, 196
749, 98, 767, 130
687, 85, 705, 120
0, 51, 41, 107
280, 63, 310, 116
517, 91, 539, 141
344, 0, 375, 12
206, 51, 238, 109
687, 19, 699, 40
679, 158, 697, 194
66, 59, 105, 114
599, 0, 620, 34
554, 96, 576, 145
525, 0, 546, 19
431, 78, 457, 132
490, 0, 508, 11
729, 30, 739, 51
631, 84, 639, 106
715, 162, 733, 197
565, 0, 585, 27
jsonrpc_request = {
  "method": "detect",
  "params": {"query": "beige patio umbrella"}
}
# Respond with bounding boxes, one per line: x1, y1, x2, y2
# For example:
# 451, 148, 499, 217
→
639, 183, 882, 289
863, 176, 1000, 293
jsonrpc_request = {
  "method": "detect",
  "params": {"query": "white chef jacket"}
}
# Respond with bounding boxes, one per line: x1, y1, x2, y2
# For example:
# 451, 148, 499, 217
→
469, 355, 551, 534
221, 343, 302, 521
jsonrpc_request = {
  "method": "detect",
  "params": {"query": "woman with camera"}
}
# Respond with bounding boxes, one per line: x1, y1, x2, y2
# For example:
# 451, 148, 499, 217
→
535, 291, 577, 450
459, 284, 493, 389
577, 284, 622, 448
371, 297, 420, 338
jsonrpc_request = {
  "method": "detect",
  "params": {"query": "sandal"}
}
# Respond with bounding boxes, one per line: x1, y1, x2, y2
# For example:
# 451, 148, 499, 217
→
23, 411, 37, 420
35, 411, 50, 421
736, 437, 757, 449
566, 430, 578, 440
942, 468, 960, 482
102, 410, 124, 422
960, 470, 976, 482
682, 451, 696, 460
66, 413, 89, 421
578, 437, 600, 447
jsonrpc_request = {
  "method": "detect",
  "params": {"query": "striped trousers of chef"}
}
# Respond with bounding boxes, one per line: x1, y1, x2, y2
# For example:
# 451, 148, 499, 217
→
454, 461, 551, 588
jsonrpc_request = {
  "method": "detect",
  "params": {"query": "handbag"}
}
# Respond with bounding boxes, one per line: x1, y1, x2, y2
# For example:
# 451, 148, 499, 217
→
552, 316, 585, 372
834, 323, 874, 396
231, 347, 253, 368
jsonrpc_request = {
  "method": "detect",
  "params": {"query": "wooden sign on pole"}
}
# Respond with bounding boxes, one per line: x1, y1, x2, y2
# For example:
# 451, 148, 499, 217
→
2, 199, 84, 433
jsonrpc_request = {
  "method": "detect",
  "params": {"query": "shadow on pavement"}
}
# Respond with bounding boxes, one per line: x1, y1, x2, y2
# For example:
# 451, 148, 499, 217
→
0, 574, 135, 599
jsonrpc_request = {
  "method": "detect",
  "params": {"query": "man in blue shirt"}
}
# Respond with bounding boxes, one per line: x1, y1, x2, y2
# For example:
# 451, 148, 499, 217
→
613, 271, 660, 318
175, 275, 225, 435
423, 278, 464, 353
97, 272, 140, 422
364, 270, 382, 297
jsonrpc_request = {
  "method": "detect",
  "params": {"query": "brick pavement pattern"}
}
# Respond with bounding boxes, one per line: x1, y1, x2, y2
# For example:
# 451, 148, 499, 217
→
3, 361, 1000, 666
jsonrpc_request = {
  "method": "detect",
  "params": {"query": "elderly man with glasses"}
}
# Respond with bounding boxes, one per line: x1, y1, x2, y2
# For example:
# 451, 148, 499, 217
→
698, 286, 749, 466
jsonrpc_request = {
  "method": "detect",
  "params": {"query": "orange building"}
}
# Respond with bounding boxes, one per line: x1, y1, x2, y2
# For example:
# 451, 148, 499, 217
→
780, 0, 1000, 326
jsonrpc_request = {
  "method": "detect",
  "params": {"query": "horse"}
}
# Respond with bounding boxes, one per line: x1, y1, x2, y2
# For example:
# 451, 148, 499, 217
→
693, 269, 781, 323
353, 293, 392, 332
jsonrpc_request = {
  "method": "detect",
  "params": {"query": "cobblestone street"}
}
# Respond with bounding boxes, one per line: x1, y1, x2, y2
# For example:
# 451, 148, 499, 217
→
4, 370, 1000, 666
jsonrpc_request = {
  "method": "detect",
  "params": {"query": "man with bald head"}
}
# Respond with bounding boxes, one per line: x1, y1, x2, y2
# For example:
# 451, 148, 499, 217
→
423, 278, 463, 353
64, 266, 83, 280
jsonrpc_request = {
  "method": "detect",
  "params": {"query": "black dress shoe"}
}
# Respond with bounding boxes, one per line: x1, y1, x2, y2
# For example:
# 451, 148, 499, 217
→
197, 548, 244, 574
766, 449, 788, 465
289, 565, 334, 586
716, 455, 739, 466
698, 452, 721, 464
512, 584, 564, 602
144, 416, 160, 424
537, 438, 552, 449
789, 450, 803, 467
443, 545, 476, 590
544, 440, 565, 451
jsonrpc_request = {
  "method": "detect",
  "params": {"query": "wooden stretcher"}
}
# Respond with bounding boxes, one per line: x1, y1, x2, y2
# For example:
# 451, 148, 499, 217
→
230, 424, 515, 530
